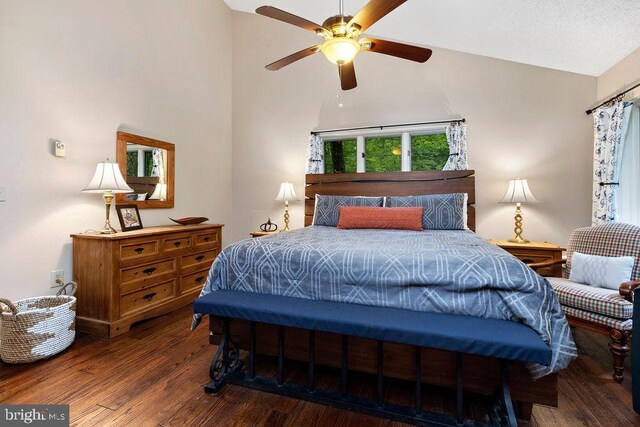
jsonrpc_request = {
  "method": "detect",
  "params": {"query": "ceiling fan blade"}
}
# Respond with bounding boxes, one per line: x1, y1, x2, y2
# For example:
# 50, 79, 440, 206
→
348, 0, 407, 33
256, 6, 325, 34
265, 45, 321, 71
339, 62, 357, 91
360, 38, 432, 63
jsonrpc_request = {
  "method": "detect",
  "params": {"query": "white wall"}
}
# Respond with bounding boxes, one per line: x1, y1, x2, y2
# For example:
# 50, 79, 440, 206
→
0, 0, 233, 301
231, 11, 597, 246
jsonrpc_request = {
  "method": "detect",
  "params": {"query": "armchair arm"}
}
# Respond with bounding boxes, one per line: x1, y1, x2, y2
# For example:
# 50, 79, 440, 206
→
619, 281, 640, 302
527, 258, 566, 271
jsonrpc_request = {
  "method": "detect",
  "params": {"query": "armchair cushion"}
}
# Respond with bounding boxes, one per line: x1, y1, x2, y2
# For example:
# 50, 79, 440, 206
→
548, 277, 633, 319
562, 306, 632, 331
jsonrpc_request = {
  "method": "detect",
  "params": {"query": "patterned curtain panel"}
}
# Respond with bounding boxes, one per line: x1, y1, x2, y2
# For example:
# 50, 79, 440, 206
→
306, 134, 325, 174
151, 148, 165, 183
592, 100, 633, 225
443, 123, 468, 170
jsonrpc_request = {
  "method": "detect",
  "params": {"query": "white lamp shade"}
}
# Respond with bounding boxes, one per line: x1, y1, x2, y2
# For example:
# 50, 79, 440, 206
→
83, 161, 133, 193
500, 178, 538, 204
149, 183, 168, 200
275, 182, 298, 202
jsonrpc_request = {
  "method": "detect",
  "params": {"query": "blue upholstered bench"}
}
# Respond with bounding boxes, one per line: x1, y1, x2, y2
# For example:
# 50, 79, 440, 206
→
194, 290, 552, 427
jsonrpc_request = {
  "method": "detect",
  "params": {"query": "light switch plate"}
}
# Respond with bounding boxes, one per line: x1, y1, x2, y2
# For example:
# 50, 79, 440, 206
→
0, 186, 5, 202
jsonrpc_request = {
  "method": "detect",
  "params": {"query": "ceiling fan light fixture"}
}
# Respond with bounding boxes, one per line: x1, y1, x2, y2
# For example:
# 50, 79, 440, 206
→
321, 37, 360, 65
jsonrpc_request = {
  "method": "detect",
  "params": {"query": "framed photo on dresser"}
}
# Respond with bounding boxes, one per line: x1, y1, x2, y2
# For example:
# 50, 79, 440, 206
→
116, 204, 143, 232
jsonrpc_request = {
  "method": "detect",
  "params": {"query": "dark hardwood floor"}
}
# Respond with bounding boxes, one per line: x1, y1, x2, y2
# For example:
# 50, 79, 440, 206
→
1, 305, 639, 426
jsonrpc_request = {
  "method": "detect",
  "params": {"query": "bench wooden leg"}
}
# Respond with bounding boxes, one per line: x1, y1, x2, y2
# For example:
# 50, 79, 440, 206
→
515, 401, 533, 420
204, 318, 243, 394
610, 329, 631, 383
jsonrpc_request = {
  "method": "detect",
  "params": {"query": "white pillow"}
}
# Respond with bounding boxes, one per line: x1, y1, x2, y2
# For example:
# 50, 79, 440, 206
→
569, 251, 635, 290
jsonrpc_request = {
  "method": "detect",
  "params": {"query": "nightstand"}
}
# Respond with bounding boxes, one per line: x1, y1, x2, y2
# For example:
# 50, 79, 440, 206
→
490, 240, 565, 277
250, 231, 279, 238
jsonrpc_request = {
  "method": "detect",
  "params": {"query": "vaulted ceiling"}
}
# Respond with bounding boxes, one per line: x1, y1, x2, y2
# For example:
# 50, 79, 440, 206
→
223, 0, 640, 76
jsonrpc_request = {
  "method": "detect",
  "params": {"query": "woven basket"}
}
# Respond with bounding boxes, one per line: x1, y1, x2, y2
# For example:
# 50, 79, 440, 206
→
0, 282, 77, 364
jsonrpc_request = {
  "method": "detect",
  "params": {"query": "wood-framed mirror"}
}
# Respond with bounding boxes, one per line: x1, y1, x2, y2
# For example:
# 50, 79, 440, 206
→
116, 131, 175, 209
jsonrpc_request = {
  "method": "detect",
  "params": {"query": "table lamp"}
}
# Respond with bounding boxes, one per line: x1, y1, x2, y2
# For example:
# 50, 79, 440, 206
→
83, 160, 133, 234
500, 178, 538, 244
275, 182, 298, 231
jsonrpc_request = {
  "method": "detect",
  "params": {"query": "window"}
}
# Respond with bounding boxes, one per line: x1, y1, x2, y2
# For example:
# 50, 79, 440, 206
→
411, 134, 449, 171
365, 136, 401, 172
324, 139, 357, 174
323, 131, 450, 173
618, 104, 640, 225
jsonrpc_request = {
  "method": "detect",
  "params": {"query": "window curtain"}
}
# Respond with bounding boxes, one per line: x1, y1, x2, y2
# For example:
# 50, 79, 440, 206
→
592, 100, 633, 225
443, 122, 468, 170
151, 148, 165, 183
618, 104, 639, 225
306, 134, 324, 174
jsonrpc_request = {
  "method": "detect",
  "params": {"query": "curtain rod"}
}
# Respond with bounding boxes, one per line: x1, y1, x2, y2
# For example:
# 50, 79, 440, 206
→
586, 80, 640, 115
311, 118, 466, 135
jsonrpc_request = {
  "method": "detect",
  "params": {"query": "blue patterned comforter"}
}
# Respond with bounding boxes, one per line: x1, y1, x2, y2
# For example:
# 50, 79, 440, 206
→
192, 226, 577, 377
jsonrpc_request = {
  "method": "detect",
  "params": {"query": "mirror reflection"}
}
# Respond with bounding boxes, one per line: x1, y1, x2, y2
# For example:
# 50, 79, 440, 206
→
124, 144, 169, 202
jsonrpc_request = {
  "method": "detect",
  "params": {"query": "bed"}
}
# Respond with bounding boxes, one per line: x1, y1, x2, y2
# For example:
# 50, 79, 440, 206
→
194, 170, 575, 419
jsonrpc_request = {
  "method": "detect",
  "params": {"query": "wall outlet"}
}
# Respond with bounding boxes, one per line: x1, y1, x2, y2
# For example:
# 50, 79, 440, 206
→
51, 270, 64, 288
0, 186, 5, 202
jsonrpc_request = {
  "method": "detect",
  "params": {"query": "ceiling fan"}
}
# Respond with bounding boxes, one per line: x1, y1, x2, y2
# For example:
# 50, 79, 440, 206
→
257, 0, 432, 91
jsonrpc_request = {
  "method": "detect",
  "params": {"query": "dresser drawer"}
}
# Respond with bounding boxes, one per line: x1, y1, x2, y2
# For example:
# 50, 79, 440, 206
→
180, 270, 209, 294
120, 279, 175, 316
508, 252, 550, 265
182, 250, 218, 269
121, 259, 176, 284
120, 239, 159, 260
162, 235, 192, 252
194, 229, 220, 249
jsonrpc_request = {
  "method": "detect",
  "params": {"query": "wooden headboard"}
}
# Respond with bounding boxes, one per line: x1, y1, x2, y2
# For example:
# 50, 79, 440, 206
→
305, 170, 476, 231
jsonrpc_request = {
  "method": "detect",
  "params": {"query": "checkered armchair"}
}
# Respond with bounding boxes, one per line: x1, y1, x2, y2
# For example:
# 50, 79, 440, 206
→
530, 222, 640, 383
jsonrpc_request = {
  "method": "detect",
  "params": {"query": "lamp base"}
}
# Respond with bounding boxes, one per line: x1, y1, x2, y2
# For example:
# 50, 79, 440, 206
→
100, 192, 118, 234
507, 204, 529, 244
507, 236, 530, 244
282, 206, 290, 232
100, 223, 118, 234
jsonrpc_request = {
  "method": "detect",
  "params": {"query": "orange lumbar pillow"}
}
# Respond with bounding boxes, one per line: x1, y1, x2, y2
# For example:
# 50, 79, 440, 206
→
336, 207, 424, 231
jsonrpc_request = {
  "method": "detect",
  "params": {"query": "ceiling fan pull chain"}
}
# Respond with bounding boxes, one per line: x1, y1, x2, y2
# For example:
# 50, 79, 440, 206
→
339, 0, 344, 16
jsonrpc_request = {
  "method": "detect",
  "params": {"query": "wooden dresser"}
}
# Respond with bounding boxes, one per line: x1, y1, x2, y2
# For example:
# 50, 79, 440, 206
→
71, 224, 223, 337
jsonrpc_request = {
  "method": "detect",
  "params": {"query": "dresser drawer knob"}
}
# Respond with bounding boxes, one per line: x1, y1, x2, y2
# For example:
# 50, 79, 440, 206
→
195, 276, 205, 284
134, 247, 145, 254
195, 255, 205, 262
143, 267, 157, 275
203, 237, 210, 242
142, 292, 157, 301
174, 241, 182, 247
